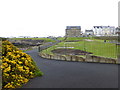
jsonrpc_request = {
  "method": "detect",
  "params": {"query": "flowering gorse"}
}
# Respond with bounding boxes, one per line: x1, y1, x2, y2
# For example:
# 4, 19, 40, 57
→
2, 40, 43, 88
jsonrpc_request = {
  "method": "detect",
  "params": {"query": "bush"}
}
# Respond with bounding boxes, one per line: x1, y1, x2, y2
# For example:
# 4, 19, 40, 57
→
2, 40, 43, 88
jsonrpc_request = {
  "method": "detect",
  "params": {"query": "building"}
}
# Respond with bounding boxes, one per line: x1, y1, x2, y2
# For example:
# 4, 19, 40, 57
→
18, 36, 32, 38
116, 26, 120, 34
116, 26, 120, 41
85, 30, 94, 36
65, 26, 81, 37
93, 26, 116, 36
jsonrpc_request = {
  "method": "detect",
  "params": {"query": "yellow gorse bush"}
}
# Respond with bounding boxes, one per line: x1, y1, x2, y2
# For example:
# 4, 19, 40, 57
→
2, 40, 43, 88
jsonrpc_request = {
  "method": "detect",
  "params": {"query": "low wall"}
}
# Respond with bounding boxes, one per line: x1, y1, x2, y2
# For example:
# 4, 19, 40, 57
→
39, 52, 118, 64
85, 54, 117, 64
39, 53, 85, 62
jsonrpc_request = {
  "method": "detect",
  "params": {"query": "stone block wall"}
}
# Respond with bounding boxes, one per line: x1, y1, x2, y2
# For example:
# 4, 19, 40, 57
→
39, 52, 118, 64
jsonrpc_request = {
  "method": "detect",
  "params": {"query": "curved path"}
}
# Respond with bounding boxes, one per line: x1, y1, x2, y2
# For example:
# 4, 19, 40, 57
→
21, 49, 118, 88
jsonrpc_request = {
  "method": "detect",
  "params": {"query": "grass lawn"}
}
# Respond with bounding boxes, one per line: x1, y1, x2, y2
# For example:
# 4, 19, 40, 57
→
41, 38, 117, 59
65, 37, 91, 41
65, 37, 110, 42
57, 37, 65, 41
10, 38, 56, 42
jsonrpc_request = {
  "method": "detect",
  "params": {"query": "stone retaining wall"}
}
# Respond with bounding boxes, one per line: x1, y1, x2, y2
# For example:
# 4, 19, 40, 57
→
39, 52, 118, 64
85, 54, 117, 64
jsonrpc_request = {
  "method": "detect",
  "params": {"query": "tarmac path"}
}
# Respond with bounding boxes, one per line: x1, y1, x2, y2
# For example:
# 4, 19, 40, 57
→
21, 48, 119, 88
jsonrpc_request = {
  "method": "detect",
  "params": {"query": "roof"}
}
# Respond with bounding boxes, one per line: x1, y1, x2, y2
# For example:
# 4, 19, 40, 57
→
66, 26, 81, 29
94, 26, 102, 28
93, 26, 115, 28
85, 30, 93, 32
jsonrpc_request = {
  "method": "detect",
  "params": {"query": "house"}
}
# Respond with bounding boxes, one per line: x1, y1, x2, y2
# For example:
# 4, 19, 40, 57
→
93, 26, 116, 36
85, 30, 94, 36
116, 26, 120, 34
65, 26, 81, 37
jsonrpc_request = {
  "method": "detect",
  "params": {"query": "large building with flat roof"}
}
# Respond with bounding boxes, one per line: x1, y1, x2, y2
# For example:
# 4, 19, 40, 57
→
65, 26, 81, 37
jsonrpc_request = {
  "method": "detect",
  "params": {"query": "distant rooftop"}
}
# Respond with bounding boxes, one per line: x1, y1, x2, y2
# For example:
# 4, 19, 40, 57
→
66, 26, 81, 30
93, 26, 115, 28
85, 30, 93, 32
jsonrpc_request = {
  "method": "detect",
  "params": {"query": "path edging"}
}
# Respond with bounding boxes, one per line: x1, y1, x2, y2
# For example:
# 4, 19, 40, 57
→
39, 52, 118, 64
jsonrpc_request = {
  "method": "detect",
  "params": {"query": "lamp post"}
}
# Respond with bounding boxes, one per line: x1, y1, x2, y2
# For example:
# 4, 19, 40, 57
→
38, 44, 42, 52
64, 42, 66, 55
116, 28, 120, 64
84, 39, 86, 52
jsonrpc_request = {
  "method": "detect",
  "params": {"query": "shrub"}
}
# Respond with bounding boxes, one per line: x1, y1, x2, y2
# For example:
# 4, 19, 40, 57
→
2, 40, 43, 88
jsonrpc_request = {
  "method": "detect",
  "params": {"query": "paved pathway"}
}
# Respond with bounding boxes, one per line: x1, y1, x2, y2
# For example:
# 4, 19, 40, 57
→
21, 49, 119, 88
39, 40, 61, 51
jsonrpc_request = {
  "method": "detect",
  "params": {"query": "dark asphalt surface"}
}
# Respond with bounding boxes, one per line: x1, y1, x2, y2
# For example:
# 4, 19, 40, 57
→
21, 49, 119, 88
39, 40, 61, 51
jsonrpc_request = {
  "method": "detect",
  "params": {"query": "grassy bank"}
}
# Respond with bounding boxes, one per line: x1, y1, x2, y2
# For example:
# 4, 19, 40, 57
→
10, 38, 56, 42
65, 37, 90, 41
41, 38, 117, 59
57, 37, 65, 41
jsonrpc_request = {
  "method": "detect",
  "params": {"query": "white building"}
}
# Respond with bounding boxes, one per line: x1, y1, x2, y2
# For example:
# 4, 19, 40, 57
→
17, 36, 32, 38
116, 26, 120, 33
85, 30, 94, 36
93, 26, 116, 36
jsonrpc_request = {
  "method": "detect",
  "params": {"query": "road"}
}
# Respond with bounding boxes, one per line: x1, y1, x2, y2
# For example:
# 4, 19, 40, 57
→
20, 48, 119, 88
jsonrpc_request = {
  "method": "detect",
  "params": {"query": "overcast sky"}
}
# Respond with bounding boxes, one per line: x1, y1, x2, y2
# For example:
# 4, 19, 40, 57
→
0, 0, 119, 37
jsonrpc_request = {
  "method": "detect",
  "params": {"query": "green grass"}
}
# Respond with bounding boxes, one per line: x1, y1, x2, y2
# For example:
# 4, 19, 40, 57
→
32, 58, 44, 76
41, 39, 117, 59
77, 41, 116, 59
57, 37, 65, 41
42, 45, 57, 55
65, 37, 92, 41
65, 37, 111, 42
10, 38, 56, 42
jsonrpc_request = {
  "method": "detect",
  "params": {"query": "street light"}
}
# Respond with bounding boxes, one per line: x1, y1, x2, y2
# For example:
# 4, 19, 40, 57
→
116, 28, 120, 63
84, 39, 86, 52
38, 43, 42, 52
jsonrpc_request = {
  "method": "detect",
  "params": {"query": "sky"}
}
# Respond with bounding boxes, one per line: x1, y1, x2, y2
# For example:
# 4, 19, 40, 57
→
0, 0, 119, 37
